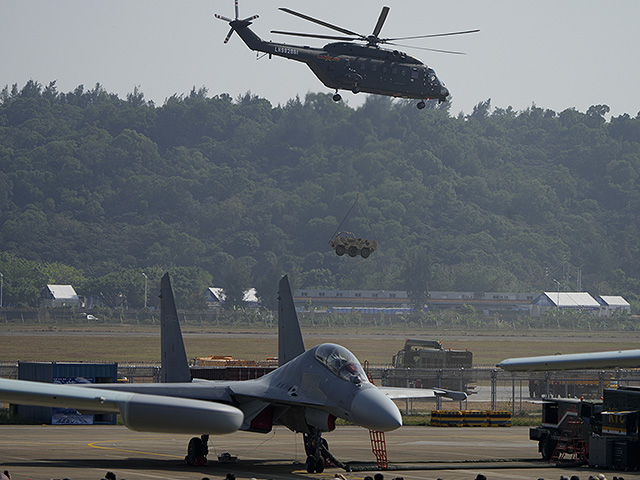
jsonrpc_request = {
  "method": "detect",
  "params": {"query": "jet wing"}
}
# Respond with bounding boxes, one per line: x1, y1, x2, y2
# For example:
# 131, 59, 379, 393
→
377, 386, 467, 402
0, 378, 243, 435
497, 349, 640, 372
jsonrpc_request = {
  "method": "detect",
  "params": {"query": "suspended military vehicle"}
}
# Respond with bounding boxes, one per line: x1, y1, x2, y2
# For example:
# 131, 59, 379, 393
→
330, 231, 378, 258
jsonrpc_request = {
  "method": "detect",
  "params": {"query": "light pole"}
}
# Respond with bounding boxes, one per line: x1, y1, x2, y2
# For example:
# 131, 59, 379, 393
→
142, 273, 148, 309
0, 271, 3, 308
552, 278, 561, 310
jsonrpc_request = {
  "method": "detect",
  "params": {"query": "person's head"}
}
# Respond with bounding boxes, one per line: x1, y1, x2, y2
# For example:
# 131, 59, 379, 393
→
105, 472, 116, 480
226, 474, 236, 480
374, 474, 384, 480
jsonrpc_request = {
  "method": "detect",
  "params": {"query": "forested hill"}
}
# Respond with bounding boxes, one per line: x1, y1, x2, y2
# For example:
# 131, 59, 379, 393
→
1, 81, 640, 309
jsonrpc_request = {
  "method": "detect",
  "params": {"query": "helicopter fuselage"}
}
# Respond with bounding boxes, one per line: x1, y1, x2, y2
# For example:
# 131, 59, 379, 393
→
231, 20, 449, 102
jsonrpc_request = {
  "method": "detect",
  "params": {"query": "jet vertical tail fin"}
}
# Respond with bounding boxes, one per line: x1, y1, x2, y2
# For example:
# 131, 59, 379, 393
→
160, 273, 192, 383
278, 275, 305, 366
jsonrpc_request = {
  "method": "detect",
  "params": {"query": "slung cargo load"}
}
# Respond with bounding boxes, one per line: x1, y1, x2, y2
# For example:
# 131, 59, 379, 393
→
330, 231, 378, 258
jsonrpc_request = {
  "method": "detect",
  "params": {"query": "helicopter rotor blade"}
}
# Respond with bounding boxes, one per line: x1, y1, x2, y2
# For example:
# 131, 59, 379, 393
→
234, 0, 239, 19
279, 7, 363, 38
241, 15, 259, 22
214, 13, 233, 23
224, 28, 235, 44
270, 30, 360, 42
383, 29, 480, 42
371, 6, 390, 38
385, 41, 467, 55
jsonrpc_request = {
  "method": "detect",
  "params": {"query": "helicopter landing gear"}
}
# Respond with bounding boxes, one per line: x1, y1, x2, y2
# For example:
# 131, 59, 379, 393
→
417, 100, 426, 109
332, 92, 342, 102
303, 427, 330, 474
352, 85, 361, 94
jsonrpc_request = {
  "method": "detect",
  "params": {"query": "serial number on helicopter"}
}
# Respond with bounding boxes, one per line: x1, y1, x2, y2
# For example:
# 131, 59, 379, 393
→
275, 46, 299, 55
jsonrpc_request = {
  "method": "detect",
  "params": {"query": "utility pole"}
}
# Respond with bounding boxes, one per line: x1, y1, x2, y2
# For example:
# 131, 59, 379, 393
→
142, 272, 148, 309
0, 271, 3, 308
577, 268, 582, 291
552, 278, 561, 309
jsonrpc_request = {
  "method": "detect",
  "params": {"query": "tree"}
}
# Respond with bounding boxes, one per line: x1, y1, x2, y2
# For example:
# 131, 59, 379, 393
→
0, 252, 48, 306
221, 258, 251, 310
402, 247, 431, 311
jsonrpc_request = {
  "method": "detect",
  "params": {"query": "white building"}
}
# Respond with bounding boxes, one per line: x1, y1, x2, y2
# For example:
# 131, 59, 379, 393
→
530, 292, 600, 316
596, 295, 631, 316
204, 287, 260, 308
41, 285, 82, 308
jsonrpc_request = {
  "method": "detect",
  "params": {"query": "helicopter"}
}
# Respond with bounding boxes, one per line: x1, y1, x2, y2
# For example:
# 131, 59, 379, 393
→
215, 2, 478, 109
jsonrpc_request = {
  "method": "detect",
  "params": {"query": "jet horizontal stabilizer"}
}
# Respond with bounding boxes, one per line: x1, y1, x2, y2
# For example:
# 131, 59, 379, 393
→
377, 385, 467, 402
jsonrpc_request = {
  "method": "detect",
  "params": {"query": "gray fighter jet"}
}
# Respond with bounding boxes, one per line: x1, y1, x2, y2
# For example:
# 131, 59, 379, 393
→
0, 274, 465, 472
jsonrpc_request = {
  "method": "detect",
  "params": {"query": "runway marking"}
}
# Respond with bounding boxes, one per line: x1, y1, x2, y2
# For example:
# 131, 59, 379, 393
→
110, 470, 186, 480
399, 440, 532, 447
88, 439, 183, 458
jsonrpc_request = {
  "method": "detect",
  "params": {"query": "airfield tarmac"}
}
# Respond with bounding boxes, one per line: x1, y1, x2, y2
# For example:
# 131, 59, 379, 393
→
2, 424, 638, 480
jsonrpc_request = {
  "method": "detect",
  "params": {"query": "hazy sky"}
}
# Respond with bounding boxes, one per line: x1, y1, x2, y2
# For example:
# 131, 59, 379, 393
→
2, 0, 639, 117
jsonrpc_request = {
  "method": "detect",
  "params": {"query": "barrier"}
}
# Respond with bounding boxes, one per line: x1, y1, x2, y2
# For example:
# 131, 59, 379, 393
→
487, 410, 512, 427
463, 410, 488, 427
430, 410, 463, 427
431, 410, 511, 427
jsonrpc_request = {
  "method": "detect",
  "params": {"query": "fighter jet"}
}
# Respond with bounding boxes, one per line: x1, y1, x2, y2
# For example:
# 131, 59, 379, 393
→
0, 273, 465, 472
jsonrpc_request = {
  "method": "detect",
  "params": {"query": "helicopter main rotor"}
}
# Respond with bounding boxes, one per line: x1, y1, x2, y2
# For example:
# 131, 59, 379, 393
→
272, 6, 478, 53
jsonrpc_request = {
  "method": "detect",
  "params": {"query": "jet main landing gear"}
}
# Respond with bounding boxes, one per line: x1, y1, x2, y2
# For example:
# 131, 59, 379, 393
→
185, 434, 209, 466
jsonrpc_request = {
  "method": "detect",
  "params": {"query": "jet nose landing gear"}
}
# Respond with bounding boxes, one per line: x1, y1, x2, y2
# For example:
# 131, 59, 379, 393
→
304, 426, 339, 473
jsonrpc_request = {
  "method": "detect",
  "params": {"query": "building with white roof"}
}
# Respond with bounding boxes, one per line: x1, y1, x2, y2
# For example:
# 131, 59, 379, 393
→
41, 285, 82, 308
596, 295, 631, 316
530, 291, 600, 316
204, 287, 260, 308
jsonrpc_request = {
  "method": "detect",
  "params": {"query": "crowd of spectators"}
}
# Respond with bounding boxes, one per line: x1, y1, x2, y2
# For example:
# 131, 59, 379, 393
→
0, 469, 627, 480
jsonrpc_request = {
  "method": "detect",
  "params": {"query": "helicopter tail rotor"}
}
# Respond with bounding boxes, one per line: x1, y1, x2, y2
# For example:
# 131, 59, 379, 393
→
214, 0, 259, 44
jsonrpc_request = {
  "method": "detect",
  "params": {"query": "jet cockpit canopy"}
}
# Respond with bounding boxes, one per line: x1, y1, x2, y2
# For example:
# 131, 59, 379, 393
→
314, 343, 369, 385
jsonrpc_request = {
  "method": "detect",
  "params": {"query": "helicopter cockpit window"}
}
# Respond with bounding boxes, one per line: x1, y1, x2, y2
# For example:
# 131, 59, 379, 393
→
427, 68, 437, 85
314, 343, 368, 385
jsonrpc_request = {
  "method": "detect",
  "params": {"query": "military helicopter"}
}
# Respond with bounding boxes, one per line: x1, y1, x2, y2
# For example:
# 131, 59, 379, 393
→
215, 2, 478, 109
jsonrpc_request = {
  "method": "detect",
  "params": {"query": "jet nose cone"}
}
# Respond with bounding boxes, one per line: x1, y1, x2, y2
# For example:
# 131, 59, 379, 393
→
350, 387, 402, 431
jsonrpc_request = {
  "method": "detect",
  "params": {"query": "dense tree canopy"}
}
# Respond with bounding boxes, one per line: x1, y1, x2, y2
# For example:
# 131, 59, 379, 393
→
1, 80, 640, 309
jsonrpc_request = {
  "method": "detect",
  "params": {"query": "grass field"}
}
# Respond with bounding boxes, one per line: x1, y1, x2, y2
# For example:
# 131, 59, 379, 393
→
2, 323, 639, 366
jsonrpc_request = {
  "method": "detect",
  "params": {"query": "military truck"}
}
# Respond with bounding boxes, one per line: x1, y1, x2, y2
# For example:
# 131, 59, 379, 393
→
329, 231, 377, 258
530, 387, 640, 469
383, 339, 473, 392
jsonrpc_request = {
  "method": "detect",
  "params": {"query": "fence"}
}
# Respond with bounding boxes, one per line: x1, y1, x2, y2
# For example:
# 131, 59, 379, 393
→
4, 362, 640, 417
371, 367, 640, 416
